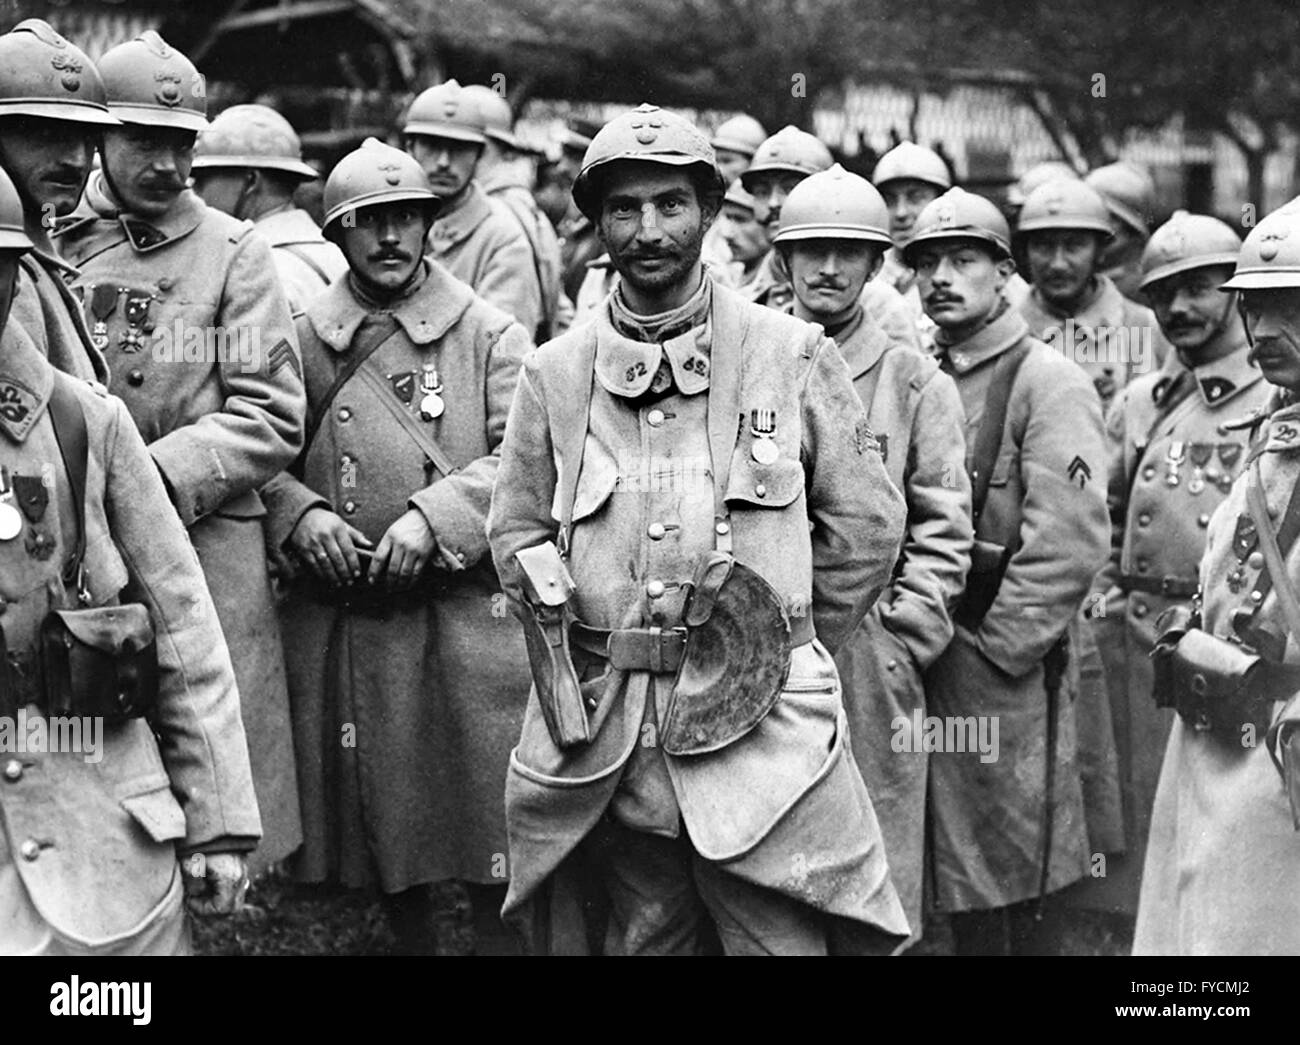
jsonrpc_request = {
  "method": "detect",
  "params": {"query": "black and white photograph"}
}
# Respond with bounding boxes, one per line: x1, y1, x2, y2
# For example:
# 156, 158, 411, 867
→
0, 0, 1291, 1016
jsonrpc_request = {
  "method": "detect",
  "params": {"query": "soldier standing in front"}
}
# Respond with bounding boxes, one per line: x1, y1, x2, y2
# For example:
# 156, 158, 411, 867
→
55, 32, 306, 877
488, 104, 909, 955
907, 188, 1110, 955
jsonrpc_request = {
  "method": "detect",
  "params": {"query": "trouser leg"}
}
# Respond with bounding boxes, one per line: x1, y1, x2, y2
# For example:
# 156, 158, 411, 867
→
582, 817, 707, 956
950, 898, 1043, 956
692, 855, 828, 956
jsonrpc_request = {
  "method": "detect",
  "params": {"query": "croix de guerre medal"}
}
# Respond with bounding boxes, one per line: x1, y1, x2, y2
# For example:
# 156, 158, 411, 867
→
418, 362, 444, 421
0, 467, 23, 541
88, 284, 119, 352
1188, 442, 1213, 495
1165, 439, 1186, 487
750, 408, 778, 465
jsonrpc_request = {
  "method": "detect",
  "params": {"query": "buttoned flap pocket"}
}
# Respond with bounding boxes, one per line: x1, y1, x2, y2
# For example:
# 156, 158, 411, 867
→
121, 783, 187, 844
724, 454, 805, 509
553, 438, 621, 524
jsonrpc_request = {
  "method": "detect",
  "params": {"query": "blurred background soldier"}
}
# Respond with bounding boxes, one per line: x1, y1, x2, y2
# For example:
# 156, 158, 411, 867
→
1017, 178, 1167, 411
702, 112, 766, 274
262, 139, 532, 955
776, 164, 973, 940
464, 84, 564, 342
907, 188, 1109, 956
403, 79, 542, 336
0, 20, 110, 384
489, 103, 909, 955
740, 125, 920, 349
872, 141, 951, 325
717, 180, 767, 288
192, 103, 345, 311
0, 166, 259, 955
1006, 160, 1082, 291
1137, 199, 1300, 955
1061, 211, 1264, 949
552, 120, 602, 302
56, 31, 306, 879
1086, 162, 1158, 303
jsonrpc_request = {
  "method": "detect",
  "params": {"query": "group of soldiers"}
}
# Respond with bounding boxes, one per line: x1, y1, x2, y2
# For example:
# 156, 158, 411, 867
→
2, 13, 1299, 958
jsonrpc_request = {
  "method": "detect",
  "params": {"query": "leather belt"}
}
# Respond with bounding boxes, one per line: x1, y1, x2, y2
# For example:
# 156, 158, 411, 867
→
571, 622, 688, 673
1119, 573, 1199, 598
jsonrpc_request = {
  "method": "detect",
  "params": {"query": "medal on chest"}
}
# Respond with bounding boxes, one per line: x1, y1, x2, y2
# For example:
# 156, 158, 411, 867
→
419, 362, 444, 421
1217, 443, 1243, 493
120, 291, 153, 353
1164, 439, 1186, 487
0, 467, 24, 541
1187, 442, 1212, 495
1228, 513, 1260, 594
88, 284, 119, 352
750, 408, 779, 464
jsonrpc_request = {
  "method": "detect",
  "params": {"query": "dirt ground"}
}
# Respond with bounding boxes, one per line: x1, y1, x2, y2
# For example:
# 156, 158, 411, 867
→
194, 869, 1129, 956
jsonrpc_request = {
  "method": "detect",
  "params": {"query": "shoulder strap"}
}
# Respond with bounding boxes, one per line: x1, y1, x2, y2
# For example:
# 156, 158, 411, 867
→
1246, 459, 1300, 648
354, 361, 459, 479
554, 330, 598, 558
298, 319, 403, 470
46, 374, 89, 602
969, 342, 1032, 525
276, 242, 333, 284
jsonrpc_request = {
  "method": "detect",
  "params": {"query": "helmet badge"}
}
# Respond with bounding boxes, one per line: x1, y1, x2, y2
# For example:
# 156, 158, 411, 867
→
378, 160, 402, 186
934, 200, 956, 227
1260, 224, 1291, 262
631, 111, 665, 145
51, 53, 82, 93
154, 71, 182, 107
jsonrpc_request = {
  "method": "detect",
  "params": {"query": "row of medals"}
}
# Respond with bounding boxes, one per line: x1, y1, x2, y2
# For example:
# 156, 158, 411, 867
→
392, 362, 445, 420
1164, 440, 1241, 494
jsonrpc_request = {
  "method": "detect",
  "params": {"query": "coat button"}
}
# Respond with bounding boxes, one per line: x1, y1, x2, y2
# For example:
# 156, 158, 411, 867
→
1248, 551, 1265, 569
1142, 466, 1156, 480
343, 500, 357, 515
715, 520, 730, 536
1132, 600, 1148, 618
647, 522, 666, 540
19, 839, 39, 861
340, 454, 352, 466
646, 580, 666, 598
755, 483, 767, 498
1137, 512, 1151, 526
886, 659, 898, 671
126, 369, 144, 386
338, 407, 352, 422
1251, 589, 1264, 604
646, 408, 666, 427
1136, 558, 1149, 573
3, 759, 21, 781
1198, 513, 1210, 528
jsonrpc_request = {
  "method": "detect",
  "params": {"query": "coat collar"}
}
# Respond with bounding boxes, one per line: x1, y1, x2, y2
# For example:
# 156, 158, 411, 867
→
831, 307, 892, 379
70, 172, 208, 253
1259, 397, 1300, 455
305, 259, 475, 352
255, 206, 327, 247
1024, 273, 1128, 333
429, 182, 492, 253
937, 302, 1030, 374
0, 322, 54, 444
594, 296, 712, 398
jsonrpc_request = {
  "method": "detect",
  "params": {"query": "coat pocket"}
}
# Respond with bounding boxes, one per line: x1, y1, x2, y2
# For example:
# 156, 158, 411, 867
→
121, 783, 188, 844
552, 437, 620, 525
724, 454, 805, 509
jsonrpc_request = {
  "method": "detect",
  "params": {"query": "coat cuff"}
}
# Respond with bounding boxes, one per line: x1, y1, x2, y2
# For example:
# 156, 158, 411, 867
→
150, 432, 226, 527
264, 475, 331, 553
408, 485, 488, 572
177, 836, 261, 859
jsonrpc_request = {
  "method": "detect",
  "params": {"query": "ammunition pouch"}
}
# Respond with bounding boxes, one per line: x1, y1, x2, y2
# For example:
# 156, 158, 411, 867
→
661, 551, 794, 757
515, 542, 590, 750
39, 603, 159, 723
1151, 620, 1297, 738
953, 539, 1013, 630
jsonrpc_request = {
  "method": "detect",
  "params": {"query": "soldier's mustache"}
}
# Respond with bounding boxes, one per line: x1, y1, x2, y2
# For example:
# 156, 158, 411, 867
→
807, 279, 848, 290
140, 175, 184, 191
370, 249, 412, 262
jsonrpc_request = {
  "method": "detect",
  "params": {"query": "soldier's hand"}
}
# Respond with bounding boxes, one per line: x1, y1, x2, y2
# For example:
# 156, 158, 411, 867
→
290, 507, 373, 586
370, 509, 436, 591
181, 852, 249, 918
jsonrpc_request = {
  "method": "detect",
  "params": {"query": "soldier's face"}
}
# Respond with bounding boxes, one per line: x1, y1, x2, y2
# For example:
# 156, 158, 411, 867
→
881, 179, 942, 247
787, 239, 883, 320
191, 167, 252, 218
914, 238, 1011, 332
404, 134, 480, 199
0, 117, 97, 223
101, 126, 195, 219
1025, 229, 1103, 309
719, 202, 766, 265
339, 201, 430, 293
598, 163, 712, 299
1145, 265, 1237, 357
715, 148, 750, 186
1241, 289, 1300, 391
744, 171, 806, 236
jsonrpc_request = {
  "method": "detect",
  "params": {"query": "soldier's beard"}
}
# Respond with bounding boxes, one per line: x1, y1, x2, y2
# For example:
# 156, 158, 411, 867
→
608, 228, 706, 303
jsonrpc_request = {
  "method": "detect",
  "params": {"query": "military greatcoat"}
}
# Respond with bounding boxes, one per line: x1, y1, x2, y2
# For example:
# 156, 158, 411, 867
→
55, 176, 305, 875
